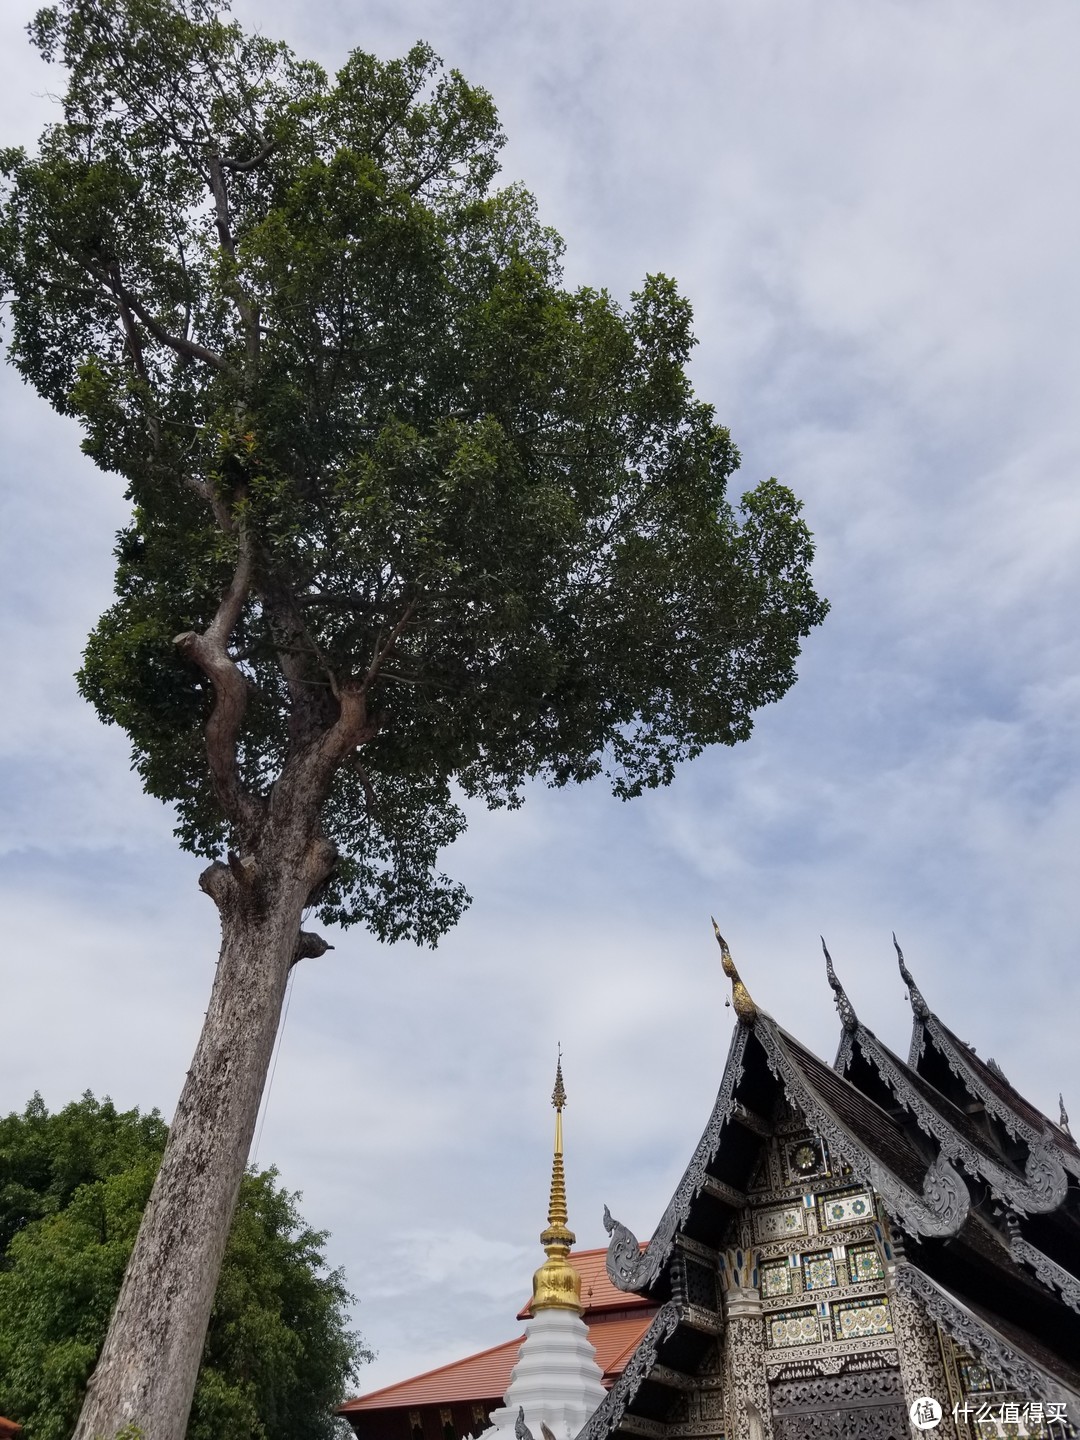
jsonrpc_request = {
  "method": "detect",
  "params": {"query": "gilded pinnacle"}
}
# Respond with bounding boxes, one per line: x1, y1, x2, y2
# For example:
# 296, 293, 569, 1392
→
712, 919, 757, 1023
531, 1051, 582, 1314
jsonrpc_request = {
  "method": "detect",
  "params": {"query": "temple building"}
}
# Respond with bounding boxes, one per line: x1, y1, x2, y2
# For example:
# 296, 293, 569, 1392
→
343, 930, 1080, 1440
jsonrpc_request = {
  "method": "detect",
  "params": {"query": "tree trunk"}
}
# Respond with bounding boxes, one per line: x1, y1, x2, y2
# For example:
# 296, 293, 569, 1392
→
73, 842, 318, 1440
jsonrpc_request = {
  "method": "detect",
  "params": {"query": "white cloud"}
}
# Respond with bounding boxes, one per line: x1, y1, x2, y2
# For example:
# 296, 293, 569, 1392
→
2, 0, 1080, 1397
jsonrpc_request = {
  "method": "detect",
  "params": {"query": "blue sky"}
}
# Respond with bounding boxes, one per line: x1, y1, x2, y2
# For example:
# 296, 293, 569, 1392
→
2, 0, 1080, 1396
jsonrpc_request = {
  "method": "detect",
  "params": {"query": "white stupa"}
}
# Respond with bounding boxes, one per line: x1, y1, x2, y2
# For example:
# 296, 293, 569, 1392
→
477, 1057, 607, 1440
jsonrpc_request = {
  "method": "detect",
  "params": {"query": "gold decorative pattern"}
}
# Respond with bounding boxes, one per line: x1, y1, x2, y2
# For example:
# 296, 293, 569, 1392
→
712, 921, 757, 1022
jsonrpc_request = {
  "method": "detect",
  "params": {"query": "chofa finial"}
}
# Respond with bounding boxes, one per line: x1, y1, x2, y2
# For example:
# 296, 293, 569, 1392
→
712, 920, 757, 1023
1061, 1094, 1073, 1139
893, 933, 929, 1019
822, 937, 858, 1033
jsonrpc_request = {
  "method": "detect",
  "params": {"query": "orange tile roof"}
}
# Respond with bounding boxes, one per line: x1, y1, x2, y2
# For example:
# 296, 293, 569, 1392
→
341, 1250, 656, 1416
342, 1335, 526, 1412
583, 1311, 657, 1376
0, 1420, 22, 1438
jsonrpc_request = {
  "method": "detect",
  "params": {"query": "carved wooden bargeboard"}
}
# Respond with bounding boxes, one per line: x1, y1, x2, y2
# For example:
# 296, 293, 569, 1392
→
769, 1370, 907, 1440
582, 940, 1080, 1440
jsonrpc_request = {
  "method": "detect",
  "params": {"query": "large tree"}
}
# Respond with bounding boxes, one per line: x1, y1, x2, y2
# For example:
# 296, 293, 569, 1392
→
0, 0, 828, 1434
0, 1094, 368, 1440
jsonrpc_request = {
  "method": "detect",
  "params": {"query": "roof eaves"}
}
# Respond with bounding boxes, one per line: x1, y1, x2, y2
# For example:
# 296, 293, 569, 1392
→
1009, 1235, 1080, 1314
849, 1024, 1068, 1216
896, 1263, 1080, 1405
924, 1017, 1080, 1184
573, 1303, 682, 1440
760, 1017, 971, 1240
339, 1336, 523, 1413
601, 1023, 753, 1298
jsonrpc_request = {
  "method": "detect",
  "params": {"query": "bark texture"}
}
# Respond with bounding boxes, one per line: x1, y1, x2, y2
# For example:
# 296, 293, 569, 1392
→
72, 510, 381, 1438
72, 829, 332, 1440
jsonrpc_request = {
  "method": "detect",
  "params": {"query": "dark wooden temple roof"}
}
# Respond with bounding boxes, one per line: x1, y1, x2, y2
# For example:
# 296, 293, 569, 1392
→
895, 941, 1080, 1177
580, 936, 1080, 1440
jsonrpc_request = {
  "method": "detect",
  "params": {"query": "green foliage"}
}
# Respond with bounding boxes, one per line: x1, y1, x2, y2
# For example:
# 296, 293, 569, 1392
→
0, 0, 828, 945
0, 1091, 168, 1255
0, 1095, 369, 1440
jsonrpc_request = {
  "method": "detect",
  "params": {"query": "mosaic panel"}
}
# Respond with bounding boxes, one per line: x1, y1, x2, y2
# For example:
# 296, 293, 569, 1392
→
754, 1203, 807, 1243
958, 1358, 994, 1393
785, 1136, 830, 1184
802, 1252, 837, 1290
848, 1243, 884, 1282
971, 1407, 1052, 1440
819, 1190, 873, 1230
945, 1341, 1058, 1440
761, 1259, 794, 1298
833, 1296, 893, 1340
768, 1307, 820, 1349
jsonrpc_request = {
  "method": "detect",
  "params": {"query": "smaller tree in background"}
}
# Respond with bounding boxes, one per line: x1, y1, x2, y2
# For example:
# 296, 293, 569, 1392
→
0, 1094, 369, 1440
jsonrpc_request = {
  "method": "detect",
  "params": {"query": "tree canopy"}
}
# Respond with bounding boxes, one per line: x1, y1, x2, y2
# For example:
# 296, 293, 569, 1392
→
0, 0, 827, 946
0, 3, 827, 1433
0, 1093, 368, 1440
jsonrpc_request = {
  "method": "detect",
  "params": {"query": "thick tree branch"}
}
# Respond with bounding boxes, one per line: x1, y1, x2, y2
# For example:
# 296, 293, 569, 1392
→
205, 152, 240, 263
112, 290, 148, 381
206, 153, 260, 375
92, 254, 229, 371
258, 574, 340, 751
183, 474, 238, 535
316, 682, 379, 774
110, 288, 164, 455
271, 596, 418, 826
220, 138, 280, 172
270, 677, 378, 839
174, 529, 264, 837
352, 757, 379, 816
49, 229, 222, 371
292, 930, 334, 965
361, 599, 418, 694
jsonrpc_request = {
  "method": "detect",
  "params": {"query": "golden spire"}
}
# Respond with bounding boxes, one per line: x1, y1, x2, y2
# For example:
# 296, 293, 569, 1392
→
712, 920, 757, 1023
531, 1049, 582, 1313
